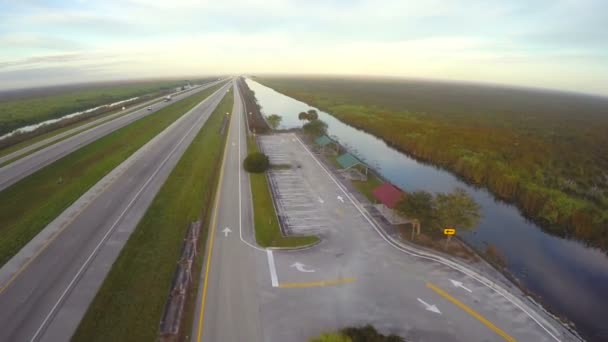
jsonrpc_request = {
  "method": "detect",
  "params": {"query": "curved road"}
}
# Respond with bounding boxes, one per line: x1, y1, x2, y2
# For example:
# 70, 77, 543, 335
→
192, 81, 580, 342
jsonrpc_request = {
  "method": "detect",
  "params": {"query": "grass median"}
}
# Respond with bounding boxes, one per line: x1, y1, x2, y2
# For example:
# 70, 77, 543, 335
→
72, 88, 231, 342
247, 135, 319, 248
0, 80, 191, 137
0, 84, 222, 267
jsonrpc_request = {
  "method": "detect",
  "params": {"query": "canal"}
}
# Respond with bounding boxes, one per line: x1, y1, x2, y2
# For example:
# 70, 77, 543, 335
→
246, 78, 608, 341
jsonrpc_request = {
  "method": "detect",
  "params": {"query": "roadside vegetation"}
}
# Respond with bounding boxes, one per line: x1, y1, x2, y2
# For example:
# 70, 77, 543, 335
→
0, 96, 167, 165
310, 325, 404, 342
72, 89, 231, 342
246, 135, 319, 248
0, 80, 198, 137
266, 113, 282, 129
0, 84, 221, 267
396, 188, 481, 239
236, 77, 270, 133
244, 152, 270, 173
257, 77, 608, 252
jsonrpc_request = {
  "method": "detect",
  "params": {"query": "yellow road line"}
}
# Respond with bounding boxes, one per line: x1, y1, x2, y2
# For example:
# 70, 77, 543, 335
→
195, 102, 232, 342
279, 277, 356, 288
426, 282, 517, 342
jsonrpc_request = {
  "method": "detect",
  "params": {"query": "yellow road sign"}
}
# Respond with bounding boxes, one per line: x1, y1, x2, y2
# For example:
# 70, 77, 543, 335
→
444, 228, 456, 235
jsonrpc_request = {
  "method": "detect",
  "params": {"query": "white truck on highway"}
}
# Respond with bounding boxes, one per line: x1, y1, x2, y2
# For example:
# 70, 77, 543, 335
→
164, 95, 172, 102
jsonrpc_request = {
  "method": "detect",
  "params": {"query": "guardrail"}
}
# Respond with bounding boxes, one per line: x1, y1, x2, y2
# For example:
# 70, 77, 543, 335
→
159, 221, 201, 339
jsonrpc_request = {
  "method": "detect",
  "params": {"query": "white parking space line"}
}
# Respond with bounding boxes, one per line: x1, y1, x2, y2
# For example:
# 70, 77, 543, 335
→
260, 136, 332, 237
266, 249, 279, 287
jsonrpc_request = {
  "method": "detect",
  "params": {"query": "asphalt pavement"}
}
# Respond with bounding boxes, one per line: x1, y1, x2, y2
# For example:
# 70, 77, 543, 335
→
257, 133, 575, 342
0, 81, 232, 342
192, 79, 266, 342
0, 79, 225, 192
192, 84, 579, 341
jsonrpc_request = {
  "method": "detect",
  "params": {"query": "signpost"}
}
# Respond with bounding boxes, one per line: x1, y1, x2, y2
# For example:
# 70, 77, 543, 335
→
444, 227, 456, 249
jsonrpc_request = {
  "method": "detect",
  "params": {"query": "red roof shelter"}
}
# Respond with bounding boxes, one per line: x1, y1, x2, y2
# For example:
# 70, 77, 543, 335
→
372, 183, 404, 209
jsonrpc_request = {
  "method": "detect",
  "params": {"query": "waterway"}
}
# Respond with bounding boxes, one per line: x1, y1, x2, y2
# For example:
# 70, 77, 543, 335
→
246, 78, 608, 341
0, 96, 139, 141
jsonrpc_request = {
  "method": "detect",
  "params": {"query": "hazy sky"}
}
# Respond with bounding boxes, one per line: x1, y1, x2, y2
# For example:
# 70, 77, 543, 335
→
1, 0, 607, 95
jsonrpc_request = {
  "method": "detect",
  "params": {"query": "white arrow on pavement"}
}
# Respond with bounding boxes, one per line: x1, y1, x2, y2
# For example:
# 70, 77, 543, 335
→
337, 195, 344, 203
417, 298, 441, 314
449, 279, 472, 293
318, 197, 325, 204
291, 262, 315, 273
222, 227, 232, 237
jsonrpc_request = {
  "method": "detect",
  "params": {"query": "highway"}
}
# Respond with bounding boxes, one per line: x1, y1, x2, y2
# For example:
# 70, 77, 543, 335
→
0, 79, 225, 192
192, 83, 579, 341
0, 81, 232, 342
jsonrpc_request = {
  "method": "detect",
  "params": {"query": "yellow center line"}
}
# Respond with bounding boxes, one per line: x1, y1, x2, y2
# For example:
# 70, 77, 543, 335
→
195, 99, 232, 342
426, 282, 517, 342
279, 277, 356, 288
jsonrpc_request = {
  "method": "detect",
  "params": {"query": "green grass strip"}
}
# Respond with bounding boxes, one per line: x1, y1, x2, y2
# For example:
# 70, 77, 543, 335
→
72, 87, 232, 342
248, 135, 319, 248
0, 94, 169, 163
0, 84, 221, 267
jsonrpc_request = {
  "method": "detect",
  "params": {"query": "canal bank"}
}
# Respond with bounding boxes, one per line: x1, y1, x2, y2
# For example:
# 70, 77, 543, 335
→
246, 78, 608, 341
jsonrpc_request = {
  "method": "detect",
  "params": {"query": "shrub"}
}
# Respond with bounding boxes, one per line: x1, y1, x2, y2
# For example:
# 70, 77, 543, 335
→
302, 119, 328, 137
310, 333, 351, 342
243, 152, 270, 173
342, 325, 404, 342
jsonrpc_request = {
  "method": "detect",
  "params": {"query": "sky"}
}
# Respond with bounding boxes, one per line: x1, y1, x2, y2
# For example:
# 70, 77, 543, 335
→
1, 0, 607, 95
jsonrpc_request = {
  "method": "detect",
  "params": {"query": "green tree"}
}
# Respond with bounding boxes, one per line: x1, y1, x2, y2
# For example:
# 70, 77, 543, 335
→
395, 188, 480, 236
395, 191, 435, 229
243, 152, 270, 173
298, 109, 319, 121
266, 114, 282, 130
307, 109, 319, 121
435, 188, 481, 230
303, 119, 328, 137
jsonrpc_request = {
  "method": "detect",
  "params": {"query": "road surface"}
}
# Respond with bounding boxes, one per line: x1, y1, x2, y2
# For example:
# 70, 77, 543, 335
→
192, 85, 579, 341
0, 81, 232, 342
0, 79, 226, 192
192, 79, 265, 342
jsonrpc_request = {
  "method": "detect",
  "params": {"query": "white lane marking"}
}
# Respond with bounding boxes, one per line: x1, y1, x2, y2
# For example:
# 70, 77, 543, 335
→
236, 84, 265, 252
417, 298, 442, 314
266, 249, 279, 287
450, 279, 473, 293
29, 87, 231, 342
290, 262, 315, 273
222, 227, 232, 237
294, 135, 563, 342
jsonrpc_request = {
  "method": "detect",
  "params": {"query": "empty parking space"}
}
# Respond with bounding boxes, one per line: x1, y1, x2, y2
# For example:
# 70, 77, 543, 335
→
260, 137, 331, 236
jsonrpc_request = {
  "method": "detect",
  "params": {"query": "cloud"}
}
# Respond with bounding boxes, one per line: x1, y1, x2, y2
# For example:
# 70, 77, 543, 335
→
0, 53, 120, 70
0, 33, 82, 51
0, 0, 606, 95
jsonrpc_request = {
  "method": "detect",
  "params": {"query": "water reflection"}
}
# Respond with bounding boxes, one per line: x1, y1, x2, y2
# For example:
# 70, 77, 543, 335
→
247, 78, 608, 341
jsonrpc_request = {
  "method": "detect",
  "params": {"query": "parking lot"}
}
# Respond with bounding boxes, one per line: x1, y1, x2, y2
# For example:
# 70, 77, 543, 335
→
260, 136, 331, 237
255, 132, 570, 342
